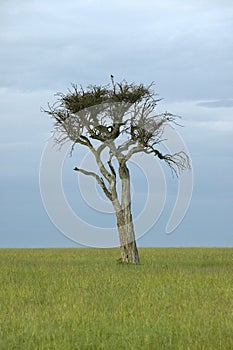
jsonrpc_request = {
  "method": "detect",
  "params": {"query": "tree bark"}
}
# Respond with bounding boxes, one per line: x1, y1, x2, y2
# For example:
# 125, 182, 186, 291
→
115, 161, 140, 264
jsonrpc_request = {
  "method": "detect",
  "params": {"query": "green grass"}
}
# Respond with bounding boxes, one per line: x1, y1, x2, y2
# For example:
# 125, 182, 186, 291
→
0, 248, 232, 349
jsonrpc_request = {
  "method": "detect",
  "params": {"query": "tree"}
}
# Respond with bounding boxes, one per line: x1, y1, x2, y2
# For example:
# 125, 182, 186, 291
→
43, 76, 190, 264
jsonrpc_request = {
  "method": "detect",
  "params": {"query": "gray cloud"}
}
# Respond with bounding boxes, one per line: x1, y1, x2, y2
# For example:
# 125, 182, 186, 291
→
196, 100, 233, 108
0, 0, 233, 101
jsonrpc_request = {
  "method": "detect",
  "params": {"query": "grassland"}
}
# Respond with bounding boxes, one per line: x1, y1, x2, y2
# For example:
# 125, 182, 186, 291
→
0, 248, 232, 349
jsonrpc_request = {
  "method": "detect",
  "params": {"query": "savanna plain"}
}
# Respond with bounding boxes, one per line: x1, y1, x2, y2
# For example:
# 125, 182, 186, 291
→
0, 248, 232, 349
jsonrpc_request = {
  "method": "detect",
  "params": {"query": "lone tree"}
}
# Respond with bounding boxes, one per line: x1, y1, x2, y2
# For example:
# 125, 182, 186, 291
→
43, 76, 190, 264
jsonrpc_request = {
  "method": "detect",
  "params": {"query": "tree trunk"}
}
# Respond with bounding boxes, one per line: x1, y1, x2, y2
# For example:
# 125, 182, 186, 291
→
120, 234, 140, 265
115, 161, 140, 264
115, 210, 140, 264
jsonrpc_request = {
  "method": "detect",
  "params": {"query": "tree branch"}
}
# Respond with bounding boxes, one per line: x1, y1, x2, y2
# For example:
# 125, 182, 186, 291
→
94, 148, 113, 184
73, 167, 113, 200
107, 159, 116, 178
74, 137, 113, 185
153, 149, 190, 176
117, 139, 137, 153
124, 144, 144, 162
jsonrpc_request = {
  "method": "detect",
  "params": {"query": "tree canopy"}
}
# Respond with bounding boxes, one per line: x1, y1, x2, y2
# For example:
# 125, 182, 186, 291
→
44, 77, 189, 176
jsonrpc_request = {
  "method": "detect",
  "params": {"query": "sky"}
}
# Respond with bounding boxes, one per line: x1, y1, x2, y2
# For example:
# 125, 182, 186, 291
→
1, 0, 233, 248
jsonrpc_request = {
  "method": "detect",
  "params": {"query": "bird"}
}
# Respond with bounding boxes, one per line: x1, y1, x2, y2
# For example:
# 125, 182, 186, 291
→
110, 75, 116, 93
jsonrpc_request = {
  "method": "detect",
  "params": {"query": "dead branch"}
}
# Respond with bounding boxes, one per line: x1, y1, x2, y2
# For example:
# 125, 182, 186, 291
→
73, 167, 113, 200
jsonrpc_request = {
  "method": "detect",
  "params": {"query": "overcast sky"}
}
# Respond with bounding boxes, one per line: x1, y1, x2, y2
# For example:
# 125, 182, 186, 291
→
1, 0, 233, 247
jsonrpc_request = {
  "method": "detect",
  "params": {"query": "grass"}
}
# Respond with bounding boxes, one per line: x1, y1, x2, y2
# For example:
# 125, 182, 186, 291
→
0, 248, 232, 349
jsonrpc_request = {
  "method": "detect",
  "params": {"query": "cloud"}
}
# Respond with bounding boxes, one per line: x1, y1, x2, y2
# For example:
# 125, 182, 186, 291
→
196, 100, 233, 108
0, 0, 233, 101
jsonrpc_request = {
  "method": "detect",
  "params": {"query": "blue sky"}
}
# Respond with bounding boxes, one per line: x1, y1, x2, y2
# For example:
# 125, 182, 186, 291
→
1, 0, 233, 247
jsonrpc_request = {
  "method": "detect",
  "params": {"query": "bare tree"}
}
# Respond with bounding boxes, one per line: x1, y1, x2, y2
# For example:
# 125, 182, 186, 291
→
43, 77, 190, 264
